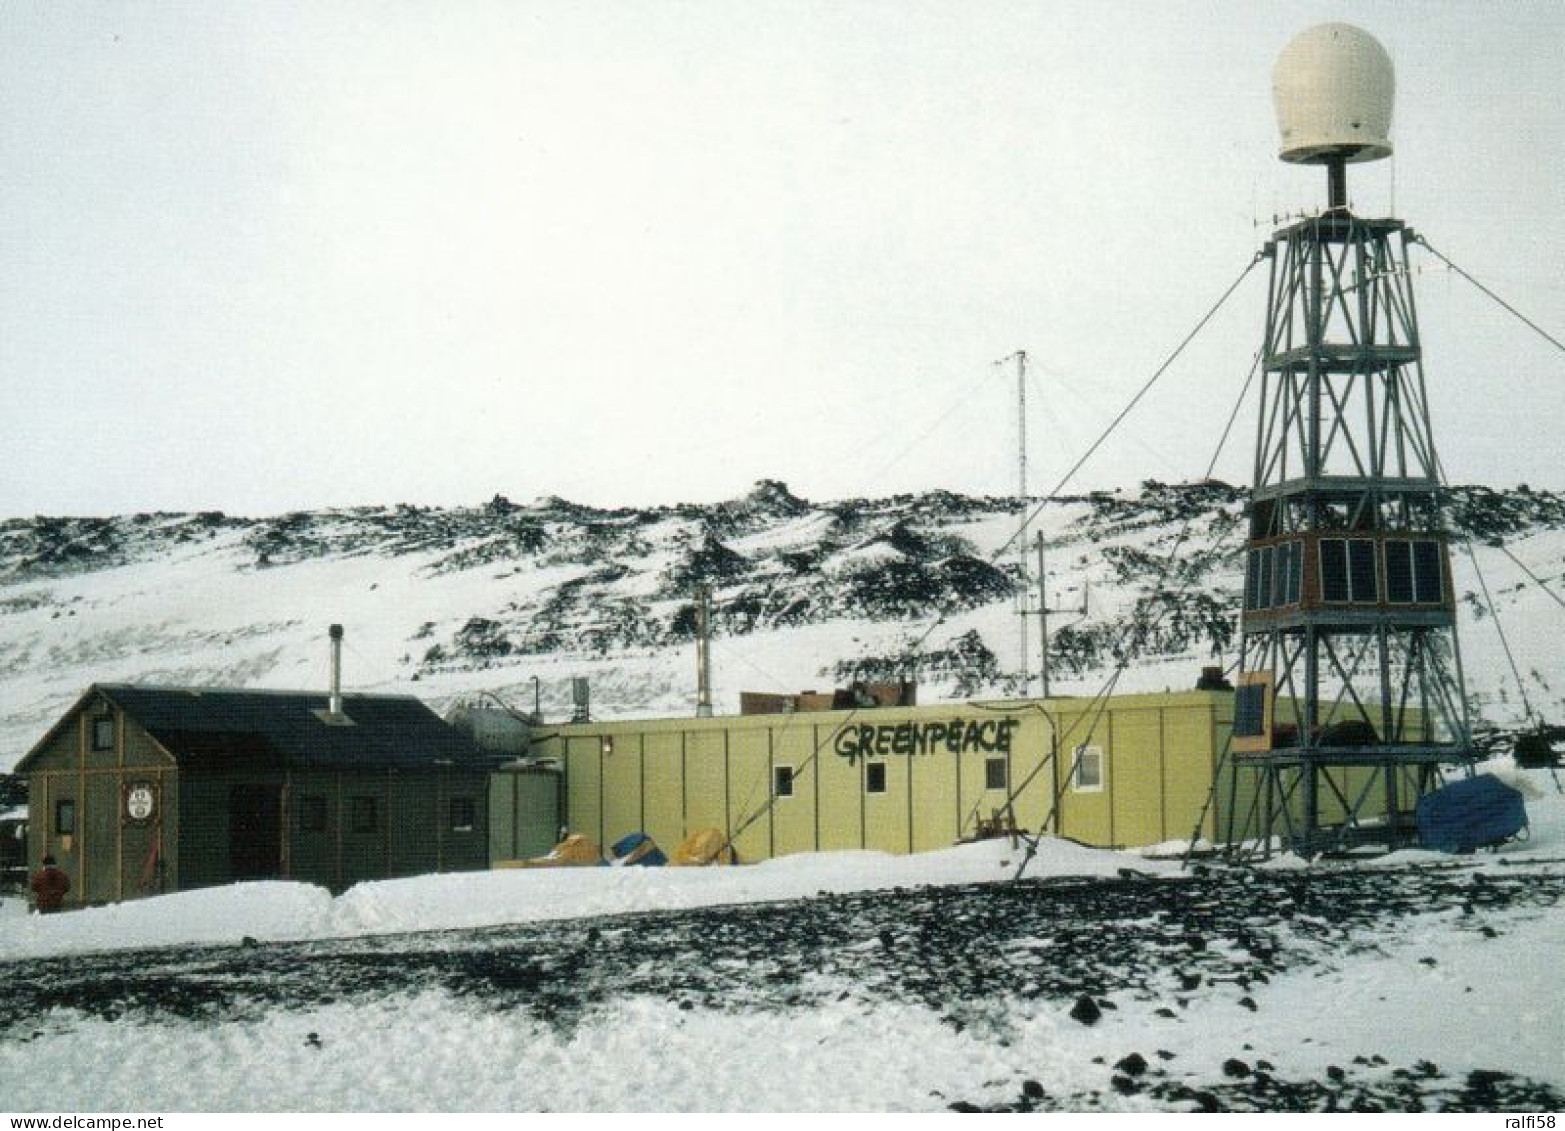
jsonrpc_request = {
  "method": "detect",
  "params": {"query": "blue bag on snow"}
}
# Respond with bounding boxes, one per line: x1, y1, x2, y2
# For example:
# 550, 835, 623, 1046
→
1415, 774, 1527, 853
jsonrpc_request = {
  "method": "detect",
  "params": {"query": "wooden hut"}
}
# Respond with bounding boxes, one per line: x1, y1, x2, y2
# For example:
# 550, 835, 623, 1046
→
17, 684, 501, 907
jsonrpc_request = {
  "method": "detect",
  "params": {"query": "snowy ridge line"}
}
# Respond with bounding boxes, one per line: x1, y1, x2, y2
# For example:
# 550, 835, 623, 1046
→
2, 481, 1564, 771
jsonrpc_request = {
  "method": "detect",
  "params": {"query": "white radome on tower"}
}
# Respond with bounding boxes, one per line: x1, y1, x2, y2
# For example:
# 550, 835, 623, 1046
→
1273, 23, 1394, 165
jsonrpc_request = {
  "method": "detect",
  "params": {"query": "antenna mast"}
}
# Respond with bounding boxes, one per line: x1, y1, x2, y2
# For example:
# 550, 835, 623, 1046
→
997, 350, 1031, 691
1034, 530, 1088, 700
695, 585, 714, 718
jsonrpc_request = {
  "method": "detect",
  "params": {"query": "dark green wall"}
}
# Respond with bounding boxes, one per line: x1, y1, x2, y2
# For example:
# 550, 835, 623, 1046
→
23, 694, 180, 908
178, 765, 490, 894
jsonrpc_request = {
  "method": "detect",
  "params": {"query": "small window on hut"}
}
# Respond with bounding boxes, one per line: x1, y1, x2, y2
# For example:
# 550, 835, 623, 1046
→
55, 799, 76, 836
865, 761, 887, 794
1234, 684, 1267, 738
1070, 746, 1104, 793
1279, 540, 1303, 606
350, 796, 379, 834
91, 715, 114, 751
1414, 541, 1444, 603
1386, 539, 1445, 605
1320, 539, 1378, 603
772, 765, 794, 799
450, 797, 476, 832
297, 795, 328, 833
985, 756, 1008, 791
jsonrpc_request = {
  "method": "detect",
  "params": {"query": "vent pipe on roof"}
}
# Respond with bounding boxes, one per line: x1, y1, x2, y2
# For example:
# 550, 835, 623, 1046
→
329, 624, 344, 716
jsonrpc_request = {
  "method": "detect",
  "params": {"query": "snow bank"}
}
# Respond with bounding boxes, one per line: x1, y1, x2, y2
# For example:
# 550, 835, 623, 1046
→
0, 881, 333, 960
4, 767, 1560, 963
0, 836, 1178, 961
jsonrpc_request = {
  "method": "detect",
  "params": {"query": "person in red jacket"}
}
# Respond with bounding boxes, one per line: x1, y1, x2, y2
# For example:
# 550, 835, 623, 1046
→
30, 855, 70, 914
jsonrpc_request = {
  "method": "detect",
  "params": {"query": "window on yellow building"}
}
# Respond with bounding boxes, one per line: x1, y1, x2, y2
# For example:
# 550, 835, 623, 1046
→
1070, 746, 1104, 792
865, 761, 887, 794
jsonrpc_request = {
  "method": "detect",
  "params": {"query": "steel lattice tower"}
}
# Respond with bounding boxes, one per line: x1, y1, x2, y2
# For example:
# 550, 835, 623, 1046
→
1228, 24, 1477, 855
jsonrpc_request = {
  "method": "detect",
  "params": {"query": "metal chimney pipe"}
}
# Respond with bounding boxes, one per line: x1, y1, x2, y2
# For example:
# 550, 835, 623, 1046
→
328, 624, 344, 716
695, 587, 713, 718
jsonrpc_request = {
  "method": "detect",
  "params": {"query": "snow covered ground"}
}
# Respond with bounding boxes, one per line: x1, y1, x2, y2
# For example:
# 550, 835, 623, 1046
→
0, 833, 1148, 963
0, 763, 1561, 1113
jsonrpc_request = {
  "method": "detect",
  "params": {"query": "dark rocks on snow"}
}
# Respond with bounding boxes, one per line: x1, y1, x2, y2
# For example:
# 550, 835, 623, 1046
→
661, 530, 749, 595
4, 865, 1563, 1114
1115, 1053, 1149, 1077
451, 616, 517, 661
9, 480, 1565, 716
1069, 995, 1103, 1026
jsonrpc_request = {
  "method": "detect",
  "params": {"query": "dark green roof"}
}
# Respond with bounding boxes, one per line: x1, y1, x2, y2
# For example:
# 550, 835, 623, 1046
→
93, 684, 497, 772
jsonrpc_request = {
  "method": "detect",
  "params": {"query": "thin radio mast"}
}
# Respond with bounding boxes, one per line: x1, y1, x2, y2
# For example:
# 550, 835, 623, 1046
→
1036, 529, 1088, 700
1038, 533, 1049, 701
997, 350, 1031, 691
695, 584, 714, 718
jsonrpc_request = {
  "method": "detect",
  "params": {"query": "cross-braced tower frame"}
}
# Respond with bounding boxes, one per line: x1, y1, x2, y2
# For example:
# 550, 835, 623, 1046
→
1228, 210, 1478, 854
1223, 23, 1479, 855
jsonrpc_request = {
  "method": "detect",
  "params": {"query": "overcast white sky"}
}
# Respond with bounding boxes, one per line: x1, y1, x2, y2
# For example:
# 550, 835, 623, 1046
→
2, 1, 1561, 518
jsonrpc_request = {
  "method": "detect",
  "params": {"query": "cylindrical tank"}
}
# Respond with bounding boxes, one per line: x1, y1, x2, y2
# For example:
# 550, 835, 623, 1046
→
445, 704, 532, 755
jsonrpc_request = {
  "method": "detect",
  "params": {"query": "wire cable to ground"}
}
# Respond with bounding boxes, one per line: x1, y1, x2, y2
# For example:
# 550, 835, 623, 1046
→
728, 253, 1266, 852
1497, 545, 1565, 616
1004, 339, 1265, 881
1413, 235, 1565, 356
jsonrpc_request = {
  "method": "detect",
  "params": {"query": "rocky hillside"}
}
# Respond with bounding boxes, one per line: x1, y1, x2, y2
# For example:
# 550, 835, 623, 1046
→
2, 479, 1563, 768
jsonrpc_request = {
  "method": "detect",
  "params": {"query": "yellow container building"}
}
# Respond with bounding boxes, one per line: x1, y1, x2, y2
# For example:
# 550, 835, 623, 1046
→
528, 689, 1242, 859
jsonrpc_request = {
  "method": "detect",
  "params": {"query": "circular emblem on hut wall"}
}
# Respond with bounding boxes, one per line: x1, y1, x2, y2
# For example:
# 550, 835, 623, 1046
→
125, 783, 156, 823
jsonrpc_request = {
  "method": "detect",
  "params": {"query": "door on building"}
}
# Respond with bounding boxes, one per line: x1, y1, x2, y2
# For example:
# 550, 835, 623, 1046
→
229, 784, 282, 880
490, 767, 562, 861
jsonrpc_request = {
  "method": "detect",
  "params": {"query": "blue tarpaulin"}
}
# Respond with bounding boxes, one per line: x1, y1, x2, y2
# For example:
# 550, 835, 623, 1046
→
1415, 775, 1528, 853
610, 831, 667, 867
